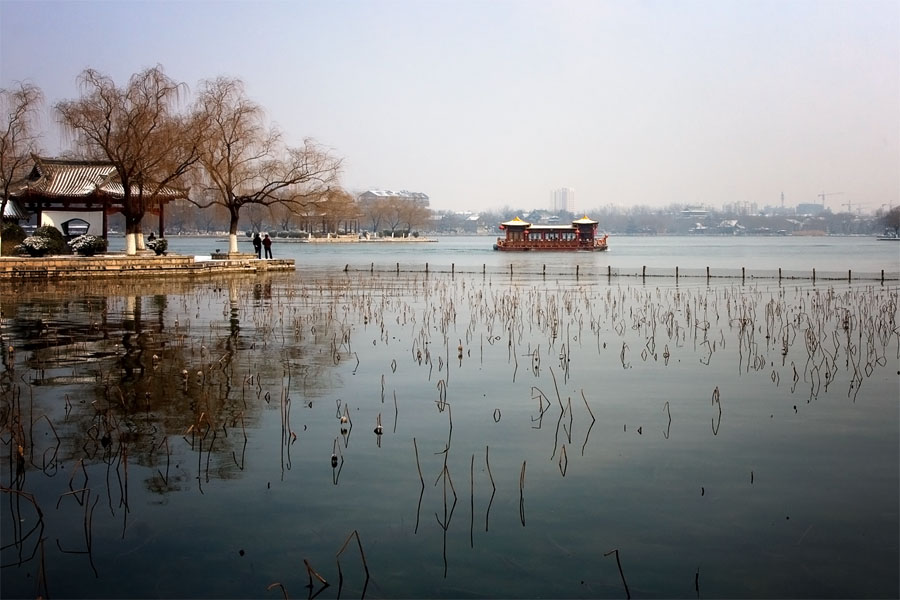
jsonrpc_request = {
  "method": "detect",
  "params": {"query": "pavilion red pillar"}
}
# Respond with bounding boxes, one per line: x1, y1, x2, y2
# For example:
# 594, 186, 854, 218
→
158, 202, 165, 238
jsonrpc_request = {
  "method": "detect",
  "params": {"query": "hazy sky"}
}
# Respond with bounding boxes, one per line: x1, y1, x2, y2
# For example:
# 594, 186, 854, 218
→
2, 0, 898, 213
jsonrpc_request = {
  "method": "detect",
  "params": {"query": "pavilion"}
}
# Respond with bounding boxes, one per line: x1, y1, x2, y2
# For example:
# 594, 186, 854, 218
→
11, 155, 186, 238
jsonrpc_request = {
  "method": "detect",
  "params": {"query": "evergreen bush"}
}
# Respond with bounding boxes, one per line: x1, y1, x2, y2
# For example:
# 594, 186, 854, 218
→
15, 225, 68, 256
1, 222, 26, 255
32, 225, 68, 254
147, 237, 168, 255
68, 234, 108, 256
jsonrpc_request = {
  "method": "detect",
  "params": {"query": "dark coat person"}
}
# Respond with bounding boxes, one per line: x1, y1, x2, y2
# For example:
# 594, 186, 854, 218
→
263, 234, 273, 259
252, 233, 262, 258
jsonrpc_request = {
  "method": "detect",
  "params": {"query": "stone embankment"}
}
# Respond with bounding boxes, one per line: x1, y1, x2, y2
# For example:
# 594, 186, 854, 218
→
0, 253, 294, 280
303, 234, 436, 243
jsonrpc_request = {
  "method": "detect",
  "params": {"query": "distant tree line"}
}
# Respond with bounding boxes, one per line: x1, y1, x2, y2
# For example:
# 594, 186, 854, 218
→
431, 204, 900, 237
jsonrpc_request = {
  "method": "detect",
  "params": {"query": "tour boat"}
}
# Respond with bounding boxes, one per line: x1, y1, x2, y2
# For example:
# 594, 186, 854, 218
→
493, 216, 609, 251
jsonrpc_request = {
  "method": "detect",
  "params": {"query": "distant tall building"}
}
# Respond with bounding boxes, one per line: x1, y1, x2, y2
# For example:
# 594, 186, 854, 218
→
551, 187, 575, 213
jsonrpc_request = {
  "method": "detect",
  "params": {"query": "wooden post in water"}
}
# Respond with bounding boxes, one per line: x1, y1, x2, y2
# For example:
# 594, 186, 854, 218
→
642, 265, 646, 282
676, 266, 679, 281
882, 269, 885, 284
510, 264, 513, 276
778, 267, 782, 282
344, 264, 349, 272
576, 265, 580, 278
452, 263, 455, 275
543, 264, 546, 276
742, 267, 745, 283
812, 268, 816, 284
608, 265, 612, 281
706, 266, 709, 283
425, 262, 429, 274
396, 262, 400, 274
483, 264, 486, 275
370, 262, 374, 274
848, 269, 851, 283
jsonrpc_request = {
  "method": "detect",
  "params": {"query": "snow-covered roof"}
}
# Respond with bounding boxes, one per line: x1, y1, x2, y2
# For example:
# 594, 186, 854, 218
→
360, 189, 429, 200
2, 198, 28, 219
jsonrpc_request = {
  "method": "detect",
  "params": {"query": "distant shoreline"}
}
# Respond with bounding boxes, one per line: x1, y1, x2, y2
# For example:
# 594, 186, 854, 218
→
229, 235, 438, 244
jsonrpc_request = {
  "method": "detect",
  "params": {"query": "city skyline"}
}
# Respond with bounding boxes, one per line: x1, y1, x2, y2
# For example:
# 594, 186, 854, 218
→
2, 0, 897, 213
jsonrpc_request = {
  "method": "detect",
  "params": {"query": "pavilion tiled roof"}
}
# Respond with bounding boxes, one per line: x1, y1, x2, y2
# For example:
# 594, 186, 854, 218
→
21, 156, 186, 200
25, 157, 118, 197
2, 198, 28, 220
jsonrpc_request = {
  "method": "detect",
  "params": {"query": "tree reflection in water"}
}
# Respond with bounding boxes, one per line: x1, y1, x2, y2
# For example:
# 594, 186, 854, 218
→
0, 274, 343, 547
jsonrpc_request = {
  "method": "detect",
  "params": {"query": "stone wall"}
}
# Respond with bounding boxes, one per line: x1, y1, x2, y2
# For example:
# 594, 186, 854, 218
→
0, 254, 294, 280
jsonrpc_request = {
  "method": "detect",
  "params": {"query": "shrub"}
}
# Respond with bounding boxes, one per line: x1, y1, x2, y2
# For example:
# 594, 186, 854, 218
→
2, 221, 26, 242
147, 237, 168, 255
15, 225, 68, 256
32, 225, 68, 255
1, 222, 26, 255
68, 234, 108, 256
16, 235, 54, 257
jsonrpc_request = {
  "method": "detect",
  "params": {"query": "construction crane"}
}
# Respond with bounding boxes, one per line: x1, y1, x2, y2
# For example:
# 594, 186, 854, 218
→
818, 191, 843, 207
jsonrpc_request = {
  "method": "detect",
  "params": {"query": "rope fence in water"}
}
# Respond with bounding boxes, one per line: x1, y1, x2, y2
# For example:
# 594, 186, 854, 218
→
337, 262, 900, 283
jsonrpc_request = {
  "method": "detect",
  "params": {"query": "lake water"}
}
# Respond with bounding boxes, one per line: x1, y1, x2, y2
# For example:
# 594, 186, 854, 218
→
1, 236, 898, 599
114, 234, 900, 277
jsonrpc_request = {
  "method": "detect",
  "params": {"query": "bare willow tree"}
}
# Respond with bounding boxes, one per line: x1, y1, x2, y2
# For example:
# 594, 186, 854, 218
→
379, 196, 432, 236
0, 82, 43, 256
56, 66, 201, 255
319, 188, 360, 234
191, 77, 341, 254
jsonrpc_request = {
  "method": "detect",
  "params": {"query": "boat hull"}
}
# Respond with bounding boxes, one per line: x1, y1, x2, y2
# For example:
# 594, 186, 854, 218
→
493, 241, 608, 251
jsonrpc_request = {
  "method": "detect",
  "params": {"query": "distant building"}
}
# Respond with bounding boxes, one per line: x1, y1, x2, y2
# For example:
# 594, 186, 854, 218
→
551, 187, 575, 213
679, 208, 709, 220
796, 203, 826, 216
723, 201, 758, 216
717, 219, 743, 234
358, 189, 430, 207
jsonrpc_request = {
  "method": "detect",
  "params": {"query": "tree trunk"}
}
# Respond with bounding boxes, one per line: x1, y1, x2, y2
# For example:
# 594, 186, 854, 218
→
0, 198, 6, 257
229, 209, 240, 254
124, 202, 144, 256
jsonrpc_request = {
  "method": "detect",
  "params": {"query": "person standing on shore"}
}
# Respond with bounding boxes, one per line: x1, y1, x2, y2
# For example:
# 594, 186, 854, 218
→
252, 232, 262, 259
263, 233, 273, 259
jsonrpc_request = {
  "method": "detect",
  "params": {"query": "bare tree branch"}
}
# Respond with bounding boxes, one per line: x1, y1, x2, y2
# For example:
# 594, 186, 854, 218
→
191, 77, 341, 250
0, 81, 43, 255
56, 66, 199, 254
